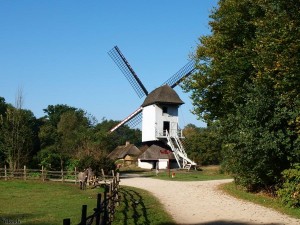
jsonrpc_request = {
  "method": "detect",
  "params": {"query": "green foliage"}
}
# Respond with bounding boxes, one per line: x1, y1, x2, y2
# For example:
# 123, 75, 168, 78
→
0, 105, 40, 169
36, 147, 61, 170
77, 155, 99, 172
0, 99, 141, 173
94, 118, 142, 153
221, 82, 297, 191
183, 123, 222, 165
77, 155, 116, 176
43, 104, 78, 127
277, 164, 300, 208
0, 97, 7, 116
183, 0, 300, 192
98, 157, 116, 174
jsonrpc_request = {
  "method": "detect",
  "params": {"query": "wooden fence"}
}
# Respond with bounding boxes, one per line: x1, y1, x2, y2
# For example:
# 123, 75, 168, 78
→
0, 166, 121, 224
63, 173, 120, 225
0, 165, 79, 182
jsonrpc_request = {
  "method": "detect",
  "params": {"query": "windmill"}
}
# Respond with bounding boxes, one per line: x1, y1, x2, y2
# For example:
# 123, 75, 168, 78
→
108, 46, 196, 169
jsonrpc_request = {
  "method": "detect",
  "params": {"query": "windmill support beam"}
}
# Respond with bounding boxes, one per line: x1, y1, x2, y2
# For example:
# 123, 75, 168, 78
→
109, 107, 143, 133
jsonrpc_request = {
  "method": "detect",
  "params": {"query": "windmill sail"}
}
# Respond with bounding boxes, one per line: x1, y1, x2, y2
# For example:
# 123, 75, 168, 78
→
125, 112, 142, 128
163, 60, 195, 88
109, 107, 142, 133
108, 46, 148, 98
108, 45, 195, 133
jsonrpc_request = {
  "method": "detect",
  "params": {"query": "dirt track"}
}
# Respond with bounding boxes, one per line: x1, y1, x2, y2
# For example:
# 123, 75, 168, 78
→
120, 177, 300, 225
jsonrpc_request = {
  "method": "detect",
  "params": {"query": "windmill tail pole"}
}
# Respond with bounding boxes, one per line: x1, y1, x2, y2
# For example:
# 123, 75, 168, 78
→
109, 107, 143, 133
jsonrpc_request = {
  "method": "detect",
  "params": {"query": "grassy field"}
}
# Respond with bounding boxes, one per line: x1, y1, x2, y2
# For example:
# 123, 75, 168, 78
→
151, 166, 231, 181
119, 165, 231, 181
0, 180, 101, 225
0, 180, 174, 225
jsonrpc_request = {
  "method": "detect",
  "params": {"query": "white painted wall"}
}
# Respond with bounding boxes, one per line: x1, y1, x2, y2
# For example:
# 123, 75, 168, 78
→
142, 104, 181, 142
142, 105, 157, 142
138, 159, 170, 169
138, 159, 178, 170
156, 105, 180, 137
138, 160, 154, 169
158, 159, 169, 169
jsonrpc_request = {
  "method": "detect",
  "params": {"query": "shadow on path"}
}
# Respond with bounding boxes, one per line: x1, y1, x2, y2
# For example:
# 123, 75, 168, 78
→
117, 188, 152, 225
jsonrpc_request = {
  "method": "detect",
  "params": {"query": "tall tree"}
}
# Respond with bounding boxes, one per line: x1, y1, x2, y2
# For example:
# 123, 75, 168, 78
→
0, 105, 39, 169
57, 110, 90, 168
0, 97, 8, 166
183, 0, 300, 191
39, 104, 90, 169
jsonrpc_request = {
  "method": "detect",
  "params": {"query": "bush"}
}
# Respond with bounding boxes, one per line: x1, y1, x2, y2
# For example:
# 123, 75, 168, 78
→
97, 157, 116, 175
77, 155, 116, 176
277, 164, 300, 208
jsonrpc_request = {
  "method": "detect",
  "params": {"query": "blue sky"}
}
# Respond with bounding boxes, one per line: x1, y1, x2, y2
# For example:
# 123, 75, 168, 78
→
0, 0, 218, 128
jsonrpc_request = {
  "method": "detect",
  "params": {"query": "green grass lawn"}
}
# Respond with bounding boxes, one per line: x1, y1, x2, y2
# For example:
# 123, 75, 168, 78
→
0, 180, 102, 225
0, 180, 175, 225
145, 166, 231, 181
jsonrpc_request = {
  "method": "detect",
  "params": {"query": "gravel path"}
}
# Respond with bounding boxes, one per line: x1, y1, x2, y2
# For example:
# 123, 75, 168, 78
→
120, 177, 300, 225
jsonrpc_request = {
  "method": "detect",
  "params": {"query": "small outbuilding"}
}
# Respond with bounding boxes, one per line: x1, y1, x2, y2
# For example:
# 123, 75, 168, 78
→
138, 143, 178, 169
107, 141, 141, 166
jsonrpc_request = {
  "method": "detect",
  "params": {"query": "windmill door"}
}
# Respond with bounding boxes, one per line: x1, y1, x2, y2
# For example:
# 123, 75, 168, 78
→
163, 121, 170, 136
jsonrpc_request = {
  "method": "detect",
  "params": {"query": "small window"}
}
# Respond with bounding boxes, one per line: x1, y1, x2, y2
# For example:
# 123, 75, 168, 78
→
162, 106, 168, 114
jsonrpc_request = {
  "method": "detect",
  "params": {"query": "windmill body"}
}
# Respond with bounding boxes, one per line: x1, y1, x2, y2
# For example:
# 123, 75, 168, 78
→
108, 46, 197, 169
141, 85, 183, 142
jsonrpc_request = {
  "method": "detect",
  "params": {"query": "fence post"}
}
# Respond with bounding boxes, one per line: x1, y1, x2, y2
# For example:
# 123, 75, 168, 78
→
103, 186, 108, 224
109, 182, 113, 223
81, 205, 87, 224
24, 165, 27, 180
4, 165, 7, 181
75, 167, 77, 184
61, 169, 64, 183
96, 193, 101, 225
41, 166, 44, 182
115, 176, 119, 207
116, 172, 120, 183
63, 218, 70, 225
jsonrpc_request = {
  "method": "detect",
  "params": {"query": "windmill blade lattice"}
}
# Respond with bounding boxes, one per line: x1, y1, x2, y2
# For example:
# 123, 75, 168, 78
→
109, 107, 142, 133
163, 60, 195, 88
108, 46, 148, 98
125, 111, 142, 128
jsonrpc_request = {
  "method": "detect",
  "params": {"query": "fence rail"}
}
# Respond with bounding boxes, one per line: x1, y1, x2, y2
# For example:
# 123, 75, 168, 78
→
0, 165, 79, 183
63, 173, 120, 225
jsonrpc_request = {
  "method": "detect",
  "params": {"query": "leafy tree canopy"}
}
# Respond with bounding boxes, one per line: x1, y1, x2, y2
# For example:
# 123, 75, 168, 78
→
183, 0, 300, 192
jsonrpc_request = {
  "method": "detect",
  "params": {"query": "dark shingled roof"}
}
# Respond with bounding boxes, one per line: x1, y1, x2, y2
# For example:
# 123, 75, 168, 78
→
108, 143, 141, 160
141, 85, 184, 107
138, 144, 175, 160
